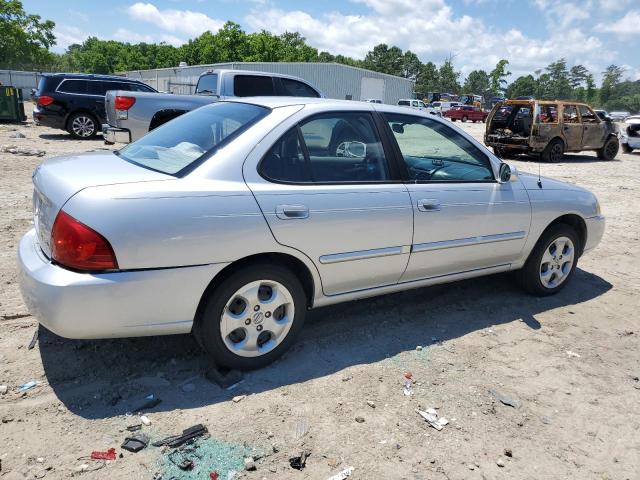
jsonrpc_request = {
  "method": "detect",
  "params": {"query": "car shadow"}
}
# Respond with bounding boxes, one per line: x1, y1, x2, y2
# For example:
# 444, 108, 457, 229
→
514, 153, 621, 163
37, 133, 105, 141
38, 268, 612, 419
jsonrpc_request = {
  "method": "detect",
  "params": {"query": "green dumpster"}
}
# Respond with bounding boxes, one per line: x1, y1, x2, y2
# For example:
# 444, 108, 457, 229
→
0, 86, 27, 123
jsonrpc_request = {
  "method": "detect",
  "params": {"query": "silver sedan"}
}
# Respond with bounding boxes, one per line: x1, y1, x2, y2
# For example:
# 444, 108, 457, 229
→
18, 98, 605, 369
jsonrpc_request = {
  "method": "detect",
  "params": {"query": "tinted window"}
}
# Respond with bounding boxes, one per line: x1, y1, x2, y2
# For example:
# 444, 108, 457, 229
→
280, 78, 319, 97
234, 75, 275, 97
87, 81, 107, 96
261, 113, 390, 183
128, 82, 155, 92
118, 102, 269, 176
195, 73, 218, 94
385, 113, 494, 182
58, 80, 87, 94
398, 100, 410, 106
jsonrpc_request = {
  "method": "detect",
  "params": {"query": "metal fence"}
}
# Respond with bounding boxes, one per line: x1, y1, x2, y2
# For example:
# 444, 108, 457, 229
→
125, 62, 415, 104
0, 70, 42, 98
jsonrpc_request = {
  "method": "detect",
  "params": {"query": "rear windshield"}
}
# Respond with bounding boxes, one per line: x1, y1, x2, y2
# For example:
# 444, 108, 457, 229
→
117, 102, 269, 176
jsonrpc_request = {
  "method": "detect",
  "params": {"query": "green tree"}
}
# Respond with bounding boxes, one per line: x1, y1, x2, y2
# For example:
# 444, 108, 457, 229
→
364, 44, 404, 76
415, 61, 439, 95
545, 58, 572, 99
401, 50, 421, 79
463, 70, 490, 95
489, 59, 510, 96
438, 59, 461, 93
600, 65, 625, 104
0, 0, 56, 69
505, 74, 537, 98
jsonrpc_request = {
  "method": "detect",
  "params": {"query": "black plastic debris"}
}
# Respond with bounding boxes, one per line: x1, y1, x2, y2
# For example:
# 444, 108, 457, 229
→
121, 433, 150, 453
27, 329, 39, 350
153, 424, 208, 448
289, 450, 310, 470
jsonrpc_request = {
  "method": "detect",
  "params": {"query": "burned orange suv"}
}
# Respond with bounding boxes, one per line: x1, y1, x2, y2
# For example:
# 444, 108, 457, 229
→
485, 100, 619, 162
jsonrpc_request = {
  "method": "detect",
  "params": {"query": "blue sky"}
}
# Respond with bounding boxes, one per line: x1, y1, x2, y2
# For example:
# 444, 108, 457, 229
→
24, 0, 639, 82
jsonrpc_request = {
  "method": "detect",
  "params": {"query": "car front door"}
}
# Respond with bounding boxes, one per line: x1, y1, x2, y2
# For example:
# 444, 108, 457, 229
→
381, 112, 531, 281
244, 109, 414, 295
561, 104, 583, 151
579, 105, 606, 149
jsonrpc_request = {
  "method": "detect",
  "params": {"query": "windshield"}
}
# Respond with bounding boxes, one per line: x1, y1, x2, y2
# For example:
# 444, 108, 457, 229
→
118, 102, 269, 176
195, 73, 218, 94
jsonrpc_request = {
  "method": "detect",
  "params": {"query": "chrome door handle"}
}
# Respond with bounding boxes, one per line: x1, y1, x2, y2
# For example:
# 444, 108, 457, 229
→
275, 204, 309, 219
417, 199, 441, 212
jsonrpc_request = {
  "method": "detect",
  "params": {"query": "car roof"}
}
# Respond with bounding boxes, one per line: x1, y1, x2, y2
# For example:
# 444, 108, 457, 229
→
201, 69, 315, 83
43, 73, 144, 83
503, 99, 595, 107
223, 97, 451, 117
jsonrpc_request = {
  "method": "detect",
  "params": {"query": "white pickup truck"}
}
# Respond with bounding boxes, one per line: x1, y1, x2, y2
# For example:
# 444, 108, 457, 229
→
103, 69, 323, 143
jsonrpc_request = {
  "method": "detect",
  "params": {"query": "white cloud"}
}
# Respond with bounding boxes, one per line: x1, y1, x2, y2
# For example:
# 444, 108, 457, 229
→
245, 0, 611, 81
112, 28, 184, 47
52, 25, 90, 52
597, 10, 640, 37
126, 2, 224, 38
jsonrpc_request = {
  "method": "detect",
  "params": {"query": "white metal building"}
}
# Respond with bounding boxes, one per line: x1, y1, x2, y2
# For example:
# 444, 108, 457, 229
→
124, 62, 414, 105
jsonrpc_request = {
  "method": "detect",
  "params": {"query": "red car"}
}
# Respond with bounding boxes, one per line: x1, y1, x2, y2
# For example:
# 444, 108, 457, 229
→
445, 105, 488, 123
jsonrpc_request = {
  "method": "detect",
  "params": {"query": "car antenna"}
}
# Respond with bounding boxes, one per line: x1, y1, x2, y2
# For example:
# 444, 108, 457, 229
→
537, 160, 542, 188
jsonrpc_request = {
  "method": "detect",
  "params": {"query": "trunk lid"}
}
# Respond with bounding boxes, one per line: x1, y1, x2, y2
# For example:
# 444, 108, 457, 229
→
32, 150, 172, 257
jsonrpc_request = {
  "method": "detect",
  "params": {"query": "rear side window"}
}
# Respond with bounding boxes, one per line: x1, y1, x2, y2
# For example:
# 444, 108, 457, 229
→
280, 78, 319, 97
234, 75, 275, 97
128, 82, 155, 92
57, 80, 87, 94
398, 100, 410, 106
578, 105, 599, 124
260, 112, 390, 183
118, 102, 269, 176
87, 81, 107, 96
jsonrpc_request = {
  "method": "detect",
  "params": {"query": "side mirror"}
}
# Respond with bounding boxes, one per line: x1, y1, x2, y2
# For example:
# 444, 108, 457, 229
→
392, 123, 405, 134
499, 162, 513, 183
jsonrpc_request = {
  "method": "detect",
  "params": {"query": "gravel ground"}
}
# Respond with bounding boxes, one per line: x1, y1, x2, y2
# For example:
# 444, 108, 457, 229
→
1, 107, 639, 480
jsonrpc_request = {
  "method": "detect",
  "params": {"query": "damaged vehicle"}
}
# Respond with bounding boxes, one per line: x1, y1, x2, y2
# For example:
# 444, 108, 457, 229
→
621, 115, 640, 153
485, 100, 619, 162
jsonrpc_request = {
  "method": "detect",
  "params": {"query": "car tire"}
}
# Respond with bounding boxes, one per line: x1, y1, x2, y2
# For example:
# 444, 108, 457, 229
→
518, 223, 579, 296
451, 118, 456, 122
597, 136, 619, 160
541, 138, 564, 163
462, 115, 468, 122
195, 263, 307, 370
67, 112, 98, 139
622, 143, 634, 154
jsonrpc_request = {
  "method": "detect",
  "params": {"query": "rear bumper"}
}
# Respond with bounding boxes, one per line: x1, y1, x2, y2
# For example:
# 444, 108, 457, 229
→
102, 124, 131, 144
32, 107, 65, 130
17, 229, 228, 339
583, 215, 605, 254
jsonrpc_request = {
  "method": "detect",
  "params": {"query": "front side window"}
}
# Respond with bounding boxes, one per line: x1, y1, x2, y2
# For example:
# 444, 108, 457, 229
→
384, 113, 494, 182
234, 75, 276, 97
578, 105, 599, 124
87, 81, 107, 96
563, 105, 580, 123
118, 102, 269, 176
260, 112, 391, 183
280, 78, 319, 98
58, 80, 87, 94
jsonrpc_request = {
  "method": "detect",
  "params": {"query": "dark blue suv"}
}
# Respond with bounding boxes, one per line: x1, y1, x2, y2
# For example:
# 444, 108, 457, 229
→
33, 73, 156, 139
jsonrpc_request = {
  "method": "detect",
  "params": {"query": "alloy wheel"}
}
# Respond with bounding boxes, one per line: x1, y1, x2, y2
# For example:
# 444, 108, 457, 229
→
71, 115, 95, 138
539, 236, 575, 289
220, 280, 295, 357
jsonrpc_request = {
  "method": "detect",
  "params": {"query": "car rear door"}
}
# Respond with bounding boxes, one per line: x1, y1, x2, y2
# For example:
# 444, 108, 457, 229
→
87, 81, 109, 122
381, 112, 531, 281
243, 107, 414, 296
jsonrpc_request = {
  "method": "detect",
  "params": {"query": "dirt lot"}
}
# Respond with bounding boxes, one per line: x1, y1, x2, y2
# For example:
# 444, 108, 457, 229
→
1, 108, 639, 480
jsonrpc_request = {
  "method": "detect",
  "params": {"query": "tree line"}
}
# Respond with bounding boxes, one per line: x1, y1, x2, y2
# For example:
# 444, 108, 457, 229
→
1, 0, 638, 112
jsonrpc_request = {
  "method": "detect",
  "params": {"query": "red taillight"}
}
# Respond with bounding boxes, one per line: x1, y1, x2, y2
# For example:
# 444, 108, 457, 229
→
37, 95, 54, 107
114, 96, 136, 110
51, 211, 118, 271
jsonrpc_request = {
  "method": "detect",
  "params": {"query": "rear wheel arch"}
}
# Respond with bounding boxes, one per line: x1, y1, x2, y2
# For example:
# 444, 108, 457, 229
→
192, 252, 316, 332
